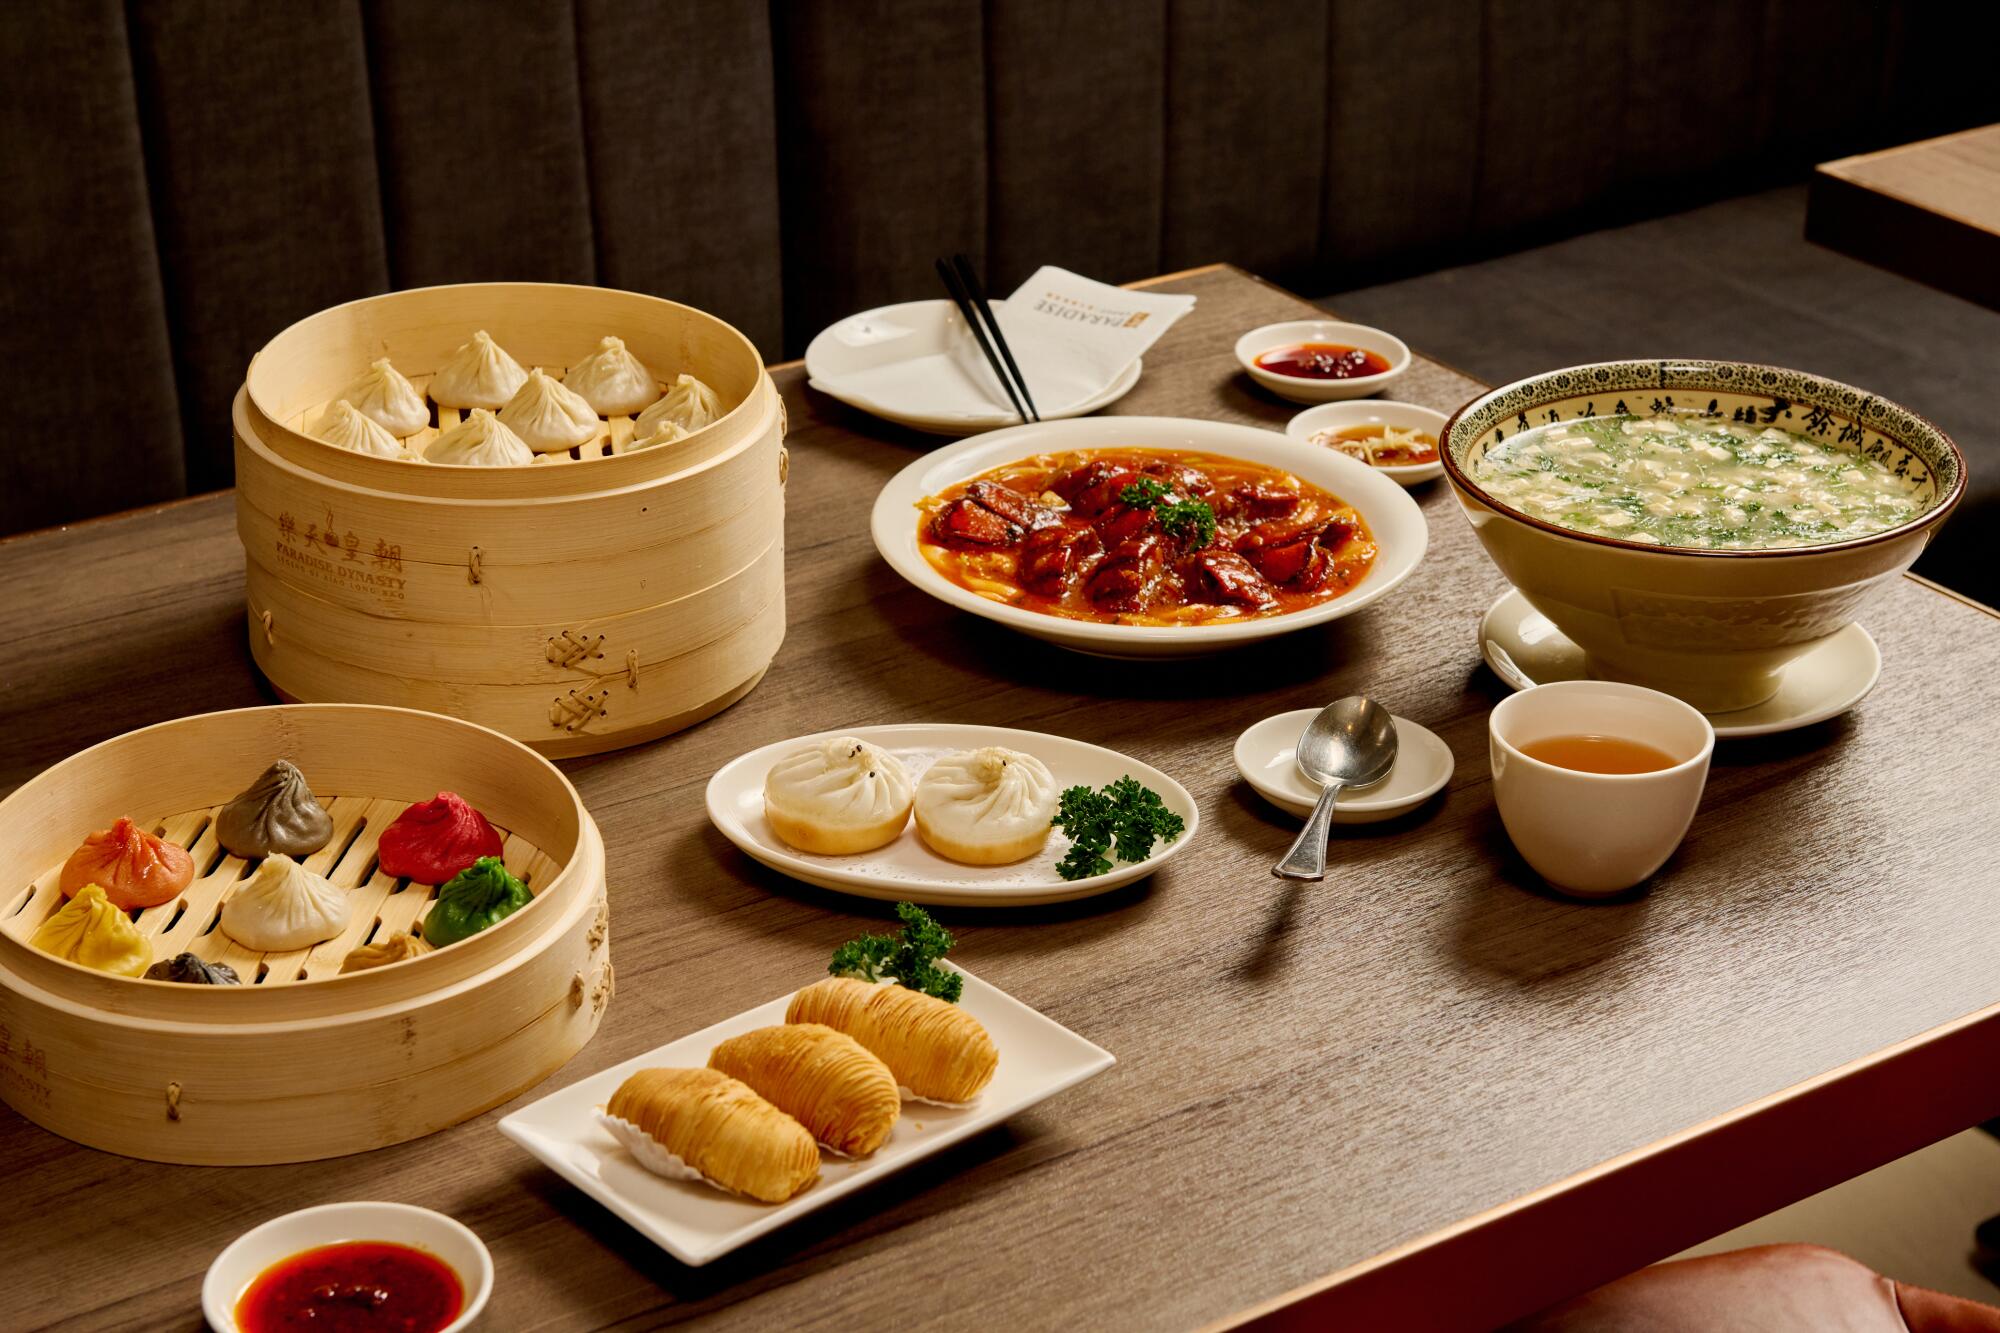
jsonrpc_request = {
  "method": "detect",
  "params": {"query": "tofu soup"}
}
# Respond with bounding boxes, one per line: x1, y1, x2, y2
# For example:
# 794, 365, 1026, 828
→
1470, 413, 1925, 549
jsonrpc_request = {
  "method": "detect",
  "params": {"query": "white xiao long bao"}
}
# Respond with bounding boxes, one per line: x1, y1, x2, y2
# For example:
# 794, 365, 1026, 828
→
426, 408, 534, 466
763, 736, 914, 854
914, 746, 1058, 865
500, 368, 602, 453
635, 373, 722, 436
335, 358, 428, 436
564, 335, 659, 415
430, 330, 528, 409
622, 420, 689, 454
314, 400, 407, 458
219, 853, 350, 951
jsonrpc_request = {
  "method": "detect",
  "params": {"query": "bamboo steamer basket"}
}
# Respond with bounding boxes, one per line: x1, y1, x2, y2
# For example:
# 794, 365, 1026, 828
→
0, 705, 612, 1165
234, 282, 789, 757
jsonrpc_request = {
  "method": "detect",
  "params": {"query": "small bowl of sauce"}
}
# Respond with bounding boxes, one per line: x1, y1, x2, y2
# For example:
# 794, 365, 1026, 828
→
1286, 400, 1446, 485
1236, 320, 1409, 404
204, 1203, 492, 1333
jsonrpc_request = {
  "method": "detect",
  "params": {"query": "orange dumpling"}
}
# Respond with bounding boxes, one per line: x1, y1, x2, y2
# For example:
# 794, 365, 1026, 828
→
59, 818, 196, 910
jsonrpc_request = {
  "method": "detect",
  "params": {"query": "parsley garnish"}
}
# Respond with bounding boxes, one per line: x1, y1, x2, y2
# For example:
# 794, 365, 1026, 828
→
1116, 480, 1217, 550
828, 901, 964, 1002
1052, 776, 1186, 881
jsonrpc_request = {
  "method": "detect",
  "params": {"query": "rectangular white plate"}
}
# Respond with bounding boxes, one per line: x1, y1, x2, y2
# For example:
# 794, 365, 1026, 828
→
497, 969, 1113, 1266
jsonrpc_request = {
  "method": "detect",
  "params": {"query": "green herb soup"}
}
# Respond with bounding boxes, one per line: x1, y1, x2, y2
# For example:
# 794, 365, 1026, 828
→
1470, 413, 1925, 549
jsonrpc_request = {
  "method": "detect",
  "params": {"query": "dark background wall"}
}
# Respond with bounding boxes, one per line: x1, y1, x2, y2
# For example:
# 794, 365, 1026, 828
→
2, 0, 1995, 535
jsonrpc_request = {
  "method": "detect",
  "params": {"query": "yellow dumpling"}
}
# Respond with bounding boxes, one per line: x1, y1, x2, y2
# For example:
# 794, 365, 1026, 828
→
31, 883, 152, 977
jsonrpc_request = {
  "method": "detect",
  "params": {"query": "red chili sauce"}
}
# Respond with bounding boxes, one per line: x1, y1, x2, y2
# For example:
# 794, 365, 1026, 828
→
1253, 342, 1391, 380
237, 1241, 463, 1333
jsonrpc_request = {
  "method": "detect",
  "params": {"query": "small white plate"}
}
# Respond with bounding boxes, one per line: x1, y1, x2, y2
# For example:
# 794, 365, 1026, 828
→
705, 723, 1198, 906
497, 968, 1114, 1267
1234, 711, 1455, 821
805, 299, 1142, 433
202, 1202, 493, 1332
1234, 320, 1411, 404
1286, 400, 1446, 486
871, 416, 1429, 658
1480, 586, 1883, 738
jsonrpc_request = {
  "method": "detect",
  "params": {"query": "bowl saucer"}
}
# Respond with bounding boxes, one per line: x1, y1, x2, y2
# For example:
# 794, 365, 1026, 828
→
1234, 711, 1454, 821
1479, 586, 1881, 738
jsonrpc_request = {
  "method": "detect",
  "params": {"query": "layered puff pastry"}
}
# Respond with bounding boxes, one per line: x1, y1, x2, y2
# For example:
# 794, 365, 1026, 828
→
708, 1023, 900, 1157
603, 1067, 820, 1204
787, 977, 999, 1104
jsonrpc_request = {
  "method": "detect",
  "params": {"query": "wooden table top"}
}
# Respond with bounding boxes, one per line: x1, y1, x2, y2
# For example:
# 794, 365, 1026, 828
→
1810, 123, 2000, 309
4, 264, 1999, 1331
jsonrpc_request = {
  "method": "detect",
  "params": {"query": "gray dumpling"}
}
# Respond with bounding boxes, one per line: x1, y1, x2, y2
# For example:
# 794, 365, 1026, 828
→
216, 759, 334, 859
144, 952, 241, 985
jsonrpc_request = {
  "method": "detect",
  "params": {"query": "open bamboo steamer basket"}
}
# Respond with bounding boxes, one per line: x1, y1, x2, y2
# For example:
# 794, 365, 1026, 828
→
234, 282, 788, 757
0, 704, 611, 1165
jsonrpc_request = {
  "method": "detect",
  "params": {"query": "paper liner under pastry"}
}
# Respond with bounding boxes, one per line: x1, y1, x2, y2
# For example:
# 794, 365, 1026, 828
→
598, 1111, 733, 1193
899, 1085, 978, 1109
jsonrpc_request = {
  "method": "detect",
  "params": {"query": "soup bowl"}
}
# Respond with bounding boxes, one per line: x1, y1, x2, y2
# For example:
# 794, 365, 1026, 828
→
1441, 360, 1965, 712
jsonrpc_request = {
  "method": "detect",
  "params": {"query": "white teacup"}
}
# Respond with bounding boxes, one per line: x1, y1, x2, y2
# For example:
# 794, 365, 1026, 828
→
1489, 681, 1714, 896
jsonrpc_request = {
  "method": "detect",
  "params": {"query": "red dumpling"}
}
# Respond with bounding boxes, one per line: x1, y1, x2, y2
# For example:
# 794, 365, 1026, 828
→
376, 792, 504, 885
60, 817, 196, 911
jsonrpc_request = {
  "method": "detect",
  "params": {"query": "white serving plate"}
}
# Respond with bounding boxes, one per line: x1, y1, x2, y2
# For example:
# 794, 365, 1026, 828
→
1286, 400, 1447, 486
1234, 710, 1455, 821
497, 968, 1114, 1267
706, 723, 1197, 906
870, 416, 1429, 658
806, 299, 1142, 433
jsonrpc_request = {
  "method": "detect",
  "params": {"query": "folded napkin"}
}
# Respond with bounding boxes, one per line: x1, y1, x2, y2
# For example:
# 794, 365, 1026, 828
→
810, 266, 1197, 422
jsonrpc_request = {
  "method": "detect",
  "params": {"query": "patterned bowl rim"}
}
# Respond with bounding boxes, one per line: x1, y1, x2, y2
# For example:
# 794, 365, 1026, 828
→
1439, 358, 1967, 559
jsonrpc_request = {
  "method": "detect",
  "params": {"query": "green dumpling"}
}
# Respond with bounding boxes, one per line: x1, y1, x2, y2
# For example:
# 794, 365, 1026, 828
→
422, 856, 532, 947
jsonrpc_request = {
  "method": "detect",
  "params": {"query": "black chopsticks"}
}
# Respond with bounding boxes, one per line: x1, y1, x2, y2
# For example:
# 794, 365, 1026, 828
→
935, 254, 1039, 423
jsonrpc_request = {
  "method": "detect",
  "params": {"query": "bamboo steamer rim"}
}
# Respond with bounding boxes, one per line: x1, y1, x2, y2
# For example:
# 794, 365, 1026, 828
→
0, 703, 588, 1013
245, 281, 769, 496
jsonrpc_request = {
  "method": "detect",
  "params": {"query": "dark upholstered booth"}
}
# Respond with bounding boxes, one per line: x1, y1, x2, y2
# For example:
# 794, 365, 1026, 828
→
4, 0, 1996, 537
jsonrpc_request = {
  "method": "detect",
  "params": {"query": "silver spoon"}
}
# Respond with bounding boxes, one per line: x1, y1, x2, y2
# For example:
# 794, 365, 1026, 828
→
1271, 696, 1399, 881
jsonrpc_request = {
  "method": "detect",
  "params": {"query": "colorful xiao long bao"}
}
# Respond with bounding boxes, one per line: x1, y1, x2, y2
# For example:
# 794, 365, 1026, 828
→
340, 932, 430, 974
220, 854, 348, 952
707, 1023, 901, 1157
145, 952, 240, 985
602, 1067, 821, 1204
60, 816, 194, 910
31, 884, 151, 977
376, 791, 504, 885
422, 855, 532, 947
217, 759, 334, 859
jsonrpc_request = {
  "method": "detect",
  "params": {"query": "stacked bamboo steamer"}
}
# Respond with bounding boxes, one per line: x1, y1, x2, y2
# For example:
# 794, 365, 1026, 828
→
0, 705, 610, 1165
234, 283, 787, 757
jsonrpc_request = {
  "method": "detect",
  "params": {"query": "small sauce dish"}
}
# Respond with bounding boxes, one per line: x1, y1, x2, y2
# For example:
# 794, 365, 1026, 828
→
1287, 400, 1447, 486
1235, 710, 1454, 822
1235, 320, 1410, 404
203, 1202, 493, 1333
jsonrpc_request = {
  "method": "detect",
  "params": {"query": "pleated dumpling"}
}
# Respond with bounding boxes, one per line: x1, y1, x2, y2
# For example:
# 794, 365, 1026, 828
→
635, 373, 721, 436
425, 409, 533, 467
620, 420, 689, 454
334, 358, 428, 436
429, 330, 527, 409
565, 336, 659, 416
31, 883, 152, 977
217, 760, 334, 859
60, 817, 195, 910
498, 368, 601, 454
762, 736, 913, 855
219, 854, 349, 951
788, 977, 998, 1104
314, 400, 408, 458
913, 747, 1058, 866
602, 1067, 820, 1204
708, 1023, 900, 1157
339, 932, 430, 974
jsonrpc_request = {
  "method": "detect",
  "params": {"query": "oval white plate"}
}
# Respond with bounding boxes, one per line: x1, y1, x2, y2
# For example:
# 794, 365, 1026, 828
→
806, 299, 1142, 433
1478, 585, 1882, 739
870, 416, 1429, 658
203, 1202, 493, 1333
705, 724, 1198, 906
1234, 710, 1455, 821
1286, 400, 1447, 486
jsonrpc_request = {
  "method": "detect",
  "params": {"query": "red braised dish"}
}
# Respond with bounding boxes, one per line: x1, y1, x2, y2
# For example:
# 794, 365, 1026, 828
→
1252, 343, 1391, 380
918, 449, 1377, 626
236, 1241, 464, 1333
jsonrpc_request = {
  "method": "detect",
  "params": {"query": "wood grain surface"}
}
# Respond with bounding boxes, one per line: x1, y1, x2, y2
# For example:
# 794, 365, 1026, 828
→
3, 265, 1998, 1331
1810, 123, 2000, 309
